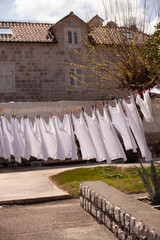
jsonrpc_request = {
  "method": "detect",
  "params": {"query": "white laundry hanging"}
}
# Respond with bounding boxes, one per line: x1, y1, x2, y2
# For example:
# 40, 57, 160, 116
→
19, 117, 43, 160
34, 117, 57, 160
0, 120, 3, 158
84, 110, 110, 162
123, 97, 152, 161
62, 114, 77, 160
34, 118, 47, 159
10, 117, 25, 163
96, 107, 127, 162
108, 102, 137, 152
150, 86, 160, 94
50, 115, 74, 160
136, 90, 153, 122
72, 112, 96, 160
0, 116, 14, 160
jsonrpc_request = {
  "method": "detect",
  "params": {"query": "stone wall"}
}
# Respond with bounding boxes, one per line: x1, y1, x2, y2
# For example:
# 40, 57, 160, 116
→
0, 41, 117, 102
146, 133, 160, 156
0, 42, 90, 102
0, 15, 132, 103
0, 15, 114, 102
80, 181, 160, 240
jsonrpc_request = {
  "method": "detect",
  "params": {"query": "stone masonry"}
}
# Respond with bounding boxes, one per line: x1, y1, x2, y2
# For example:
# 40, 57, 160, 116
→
80, 181, 160, 240
0, 12, 110, 102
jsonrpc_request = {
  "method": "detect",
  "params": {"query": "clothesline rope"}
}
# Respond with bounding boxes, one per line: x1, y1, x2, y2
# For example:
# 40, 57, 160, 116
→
1, 85, 160, 120
95, 85, 160, 107
0, 86, 157, 163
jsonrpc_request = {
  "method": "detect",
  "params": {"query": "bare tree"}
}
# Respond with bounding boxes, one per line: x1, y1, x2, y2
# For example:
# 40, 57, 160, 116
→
66, 0, 159, 99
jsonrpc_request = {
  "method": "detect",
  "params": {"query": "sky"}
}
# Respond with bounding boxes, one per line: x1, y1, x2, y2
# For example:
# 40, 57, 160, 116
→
0, 0, 159, 32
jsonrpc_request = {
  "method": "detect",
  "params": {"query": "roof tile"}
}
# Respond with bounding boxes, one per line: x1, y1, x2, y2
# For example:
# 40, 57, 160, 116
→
0, 21, 56, 43
89, 26, 148, 45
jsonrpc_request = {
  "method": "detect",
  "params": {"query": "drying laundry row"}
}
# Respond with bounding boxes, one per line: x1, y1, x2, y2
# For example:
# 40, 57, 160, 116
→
0, 114, 77, 163
73, 90, 152, 163
74, 88, 158, 162
0, 88, 157, 163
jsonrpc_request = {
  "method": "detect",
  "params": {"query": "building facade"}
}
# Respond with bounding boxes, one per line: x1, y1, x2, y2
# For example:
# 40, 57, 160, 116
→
0, 12, 92, 102
0, 12, 148, 102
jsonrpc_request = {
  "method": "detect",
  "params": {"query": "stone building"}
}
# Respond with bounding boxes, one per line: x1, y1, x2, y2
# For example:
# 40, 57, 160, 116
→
0, 11, 148, 102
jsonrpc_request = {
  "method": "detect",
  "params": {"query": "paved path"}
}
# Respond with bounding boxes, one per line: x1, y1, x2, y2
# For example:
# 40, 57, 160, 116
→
0, 166, 69, 204
0, 199, 117, 240
0, 161, 157, 204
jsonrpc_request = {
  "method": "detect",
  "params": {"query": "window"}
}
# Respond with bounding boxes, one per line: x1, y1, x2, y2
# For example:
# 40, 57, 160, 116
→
67, 31, 78, 44
67, 67, 84, 88
0, 27, 13, 35
65, 28, 81, 47
69, 69, 75, 85
68, 31, 72, 43
0, 65, 15, 92
121, 32, 133, 39
74, 32, 78, 44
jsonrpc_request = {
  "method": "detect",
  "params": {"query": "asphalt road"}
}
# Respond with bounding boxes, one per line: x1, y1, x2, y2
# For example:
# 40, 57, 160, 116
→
0, 199, 117, 240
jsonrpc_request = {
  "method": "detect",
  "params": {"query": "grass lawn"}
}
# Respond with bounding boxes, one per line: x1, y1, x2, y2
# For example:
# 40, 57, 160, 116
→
50, 165, 160, 198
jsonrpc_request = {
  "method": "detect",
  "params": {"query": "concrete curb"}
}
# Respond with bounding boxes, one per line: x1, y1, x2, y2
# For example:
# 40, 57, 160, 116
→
0, 195, 72, 206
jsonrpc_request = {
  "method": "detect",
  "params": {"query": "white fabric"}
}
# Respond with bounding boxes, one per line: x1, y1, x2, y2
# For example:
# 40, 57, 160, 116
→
1, 116, 14, 160
72, 112, 96, 160
108, 102, 137, 152
19, 117, 43, 160
123, 97, 152, 161
0, 120, 3, 158
10, 118, 25, 163
34, 118, 57, 160
51, 115, 74, 160
96, 107, 127, 161
63, 114, 77, 160
84, 111, 109, 162
150, 86, 160, 94
136, 90, 153, 122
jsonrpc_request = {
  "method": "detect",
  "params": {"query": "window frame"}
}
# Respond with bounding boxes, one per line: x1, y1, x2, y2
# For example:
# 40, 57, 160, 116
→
65, 27, 81, 47
121, 31, 133, 39
67, 67, 84, 90
0, 27, 13, 35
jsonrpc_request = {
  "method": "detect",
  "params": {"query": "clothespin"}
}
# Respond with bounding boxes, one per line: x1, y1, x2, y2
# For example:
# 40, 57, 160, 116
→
39, 115, 40, 119
82, 107, 84, 112
95, 104, 97, 110
26, 115, 28, 119
102, 101, 105, 107
91, 105, 94, 110
24, 115, 26, 119
135, 90, 138, 96
143, 86, 145, 93
14, 115, 16, 119
78, 108, 81, 114
106, 100, 109, 106
116, 97, 118, 103
70, 110, 72, 115
50, 113, 52, 118
12, 114, 14, 118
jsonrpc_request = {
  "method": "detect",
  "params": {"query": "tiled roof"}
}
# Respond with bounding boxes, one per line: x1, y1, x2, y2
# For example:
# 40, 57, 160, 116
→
0, 21, 56, 43
0, 19, 149, 45
88, 26, 149, 45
